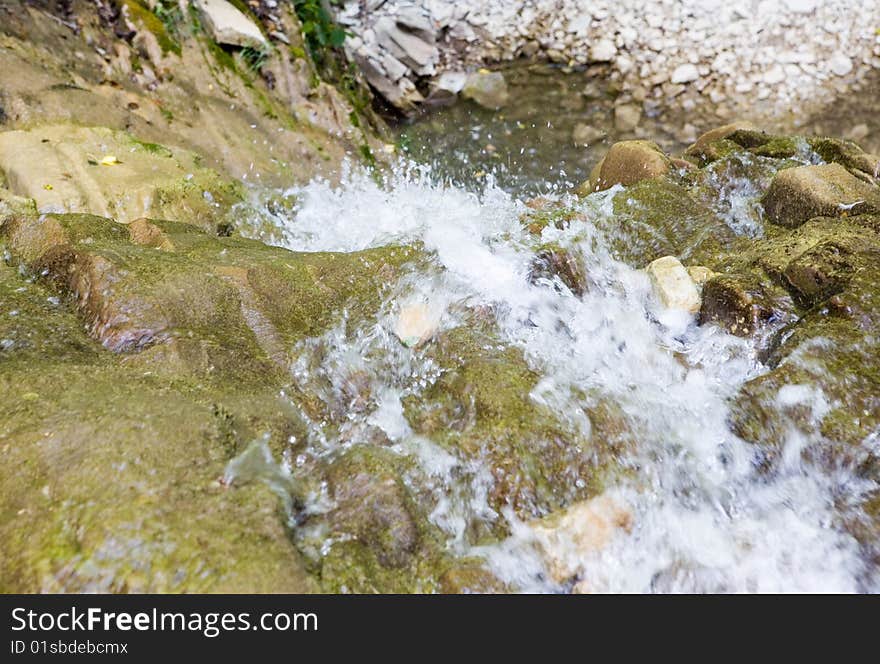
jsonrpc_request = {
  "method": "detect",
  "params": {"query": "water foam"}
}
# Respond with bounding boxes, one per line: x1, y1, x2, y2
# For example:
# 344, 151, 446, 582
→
264, 161, 867, 592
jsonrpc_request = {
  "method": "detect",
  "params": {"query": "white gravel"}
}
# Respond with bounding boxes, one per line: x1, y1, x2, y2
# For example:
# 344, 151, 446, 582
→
335, 0, 880, 121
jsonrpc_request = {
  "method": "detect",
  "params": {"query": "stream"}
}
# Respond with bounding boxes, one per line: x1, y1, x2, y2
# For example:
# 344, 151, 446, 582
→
239, 65, 878, 593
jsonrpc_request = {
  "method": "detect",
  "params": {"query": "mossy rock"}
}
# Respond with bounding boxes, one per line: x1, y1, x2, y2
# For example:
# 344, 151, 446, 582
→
608, 177, 738, 266
0, 260, 319, 592
2, 211, 416, 379
402, 326, 621, 531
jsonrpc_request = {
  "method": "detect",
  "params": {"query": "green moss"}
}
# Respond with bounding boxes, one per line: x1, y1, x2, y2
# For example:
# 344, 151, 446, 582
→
124, 1, 182, 56
129, 138, 174, 158
609, 177, 736, 266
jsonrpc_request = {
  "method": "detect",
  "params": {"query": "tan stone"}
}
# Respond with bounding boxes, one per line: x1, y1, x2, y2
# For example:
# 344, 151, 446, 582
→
647, 256, 702, 313
531, 493, 633, 584
393, 303, 441, 348
687, 265, 716, 287
126, 218, 175, 251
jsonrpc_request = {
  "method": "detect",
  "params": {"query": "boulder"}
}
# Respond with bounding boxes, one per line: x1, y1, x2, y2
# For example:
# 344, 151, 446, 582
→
646, 256, 701, 314
461, 71, 510, 110
324, 448, 420, 569
193, 0, 267, 48
1, 211, 415, 362
375, 16, 438, 76
528, 246, 587, 296
586, 140, 671, 192
761, 163, 880, 228
699, 274, 793, 336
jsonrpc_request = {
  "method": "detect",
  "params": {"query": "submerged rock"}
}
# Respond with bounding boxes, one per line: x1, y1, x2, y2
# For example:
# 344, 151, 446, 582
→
528, 246, 588, 296
461, 71, 510, 110
530, 493, 633, 585
393, 302, 441, 348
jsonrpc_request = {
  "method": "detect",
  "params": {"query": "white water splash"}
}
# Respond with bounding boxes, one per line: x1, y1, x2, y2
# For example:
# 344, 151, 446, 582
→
266, 161, 866, 592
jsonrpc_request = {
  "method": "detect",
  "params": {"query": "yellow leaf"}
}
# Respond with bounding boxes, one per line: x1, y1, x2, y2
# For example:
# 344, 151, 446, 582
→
100, 155, 120, 166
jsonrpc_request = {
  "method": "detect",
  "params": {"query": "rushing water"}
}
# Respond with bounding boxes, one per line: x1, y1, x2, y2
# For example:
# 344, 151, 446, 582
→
243, 154, 871, 593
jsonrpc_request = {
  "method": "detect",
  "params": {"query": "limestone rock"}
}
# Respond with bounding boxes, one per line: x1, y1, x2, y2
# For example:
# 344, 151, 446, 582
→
685, 121, 757, 160
375, 15, 438, 76
194, 0, 267, 48
0, 125, 239, 228
586, 140, 671, 192
671, 63, 699, 84
461, 71, 510, 110
590, 38, 617, 62
647, 256, 701, 314
761, 163, 880, 228
686, 265, 716, 288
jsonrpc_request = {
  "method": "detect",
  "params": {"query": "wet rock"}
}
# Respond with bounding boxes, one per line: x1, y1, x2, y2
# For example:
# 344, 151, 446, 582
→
404, 327, 608, 524
686, 265, 716, 288
783, 240, 857, 307
194, 0, 268, 48
530, 493, 633, 584
0, 125, 241, 229
808, 137, 880, 181
439, 563, 508, 593
427, 71, 467, 105
2, 211, 415, 365
393, 302, 441, 347
0, 263, 316, 592
528, 246, 587, 296
126, 217, 174, 251
324, 448, 420, 569
461, 71, 510, 110
699, 274, 793, 336
761, 163, 880, 228
647, 256, 701, 314
587, 140, 671, 192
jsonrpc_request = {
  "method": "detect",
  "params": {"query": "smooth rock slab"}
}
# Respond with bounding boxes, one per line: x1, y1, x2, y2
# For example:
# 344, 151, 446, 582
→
0, 125, 238, 228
